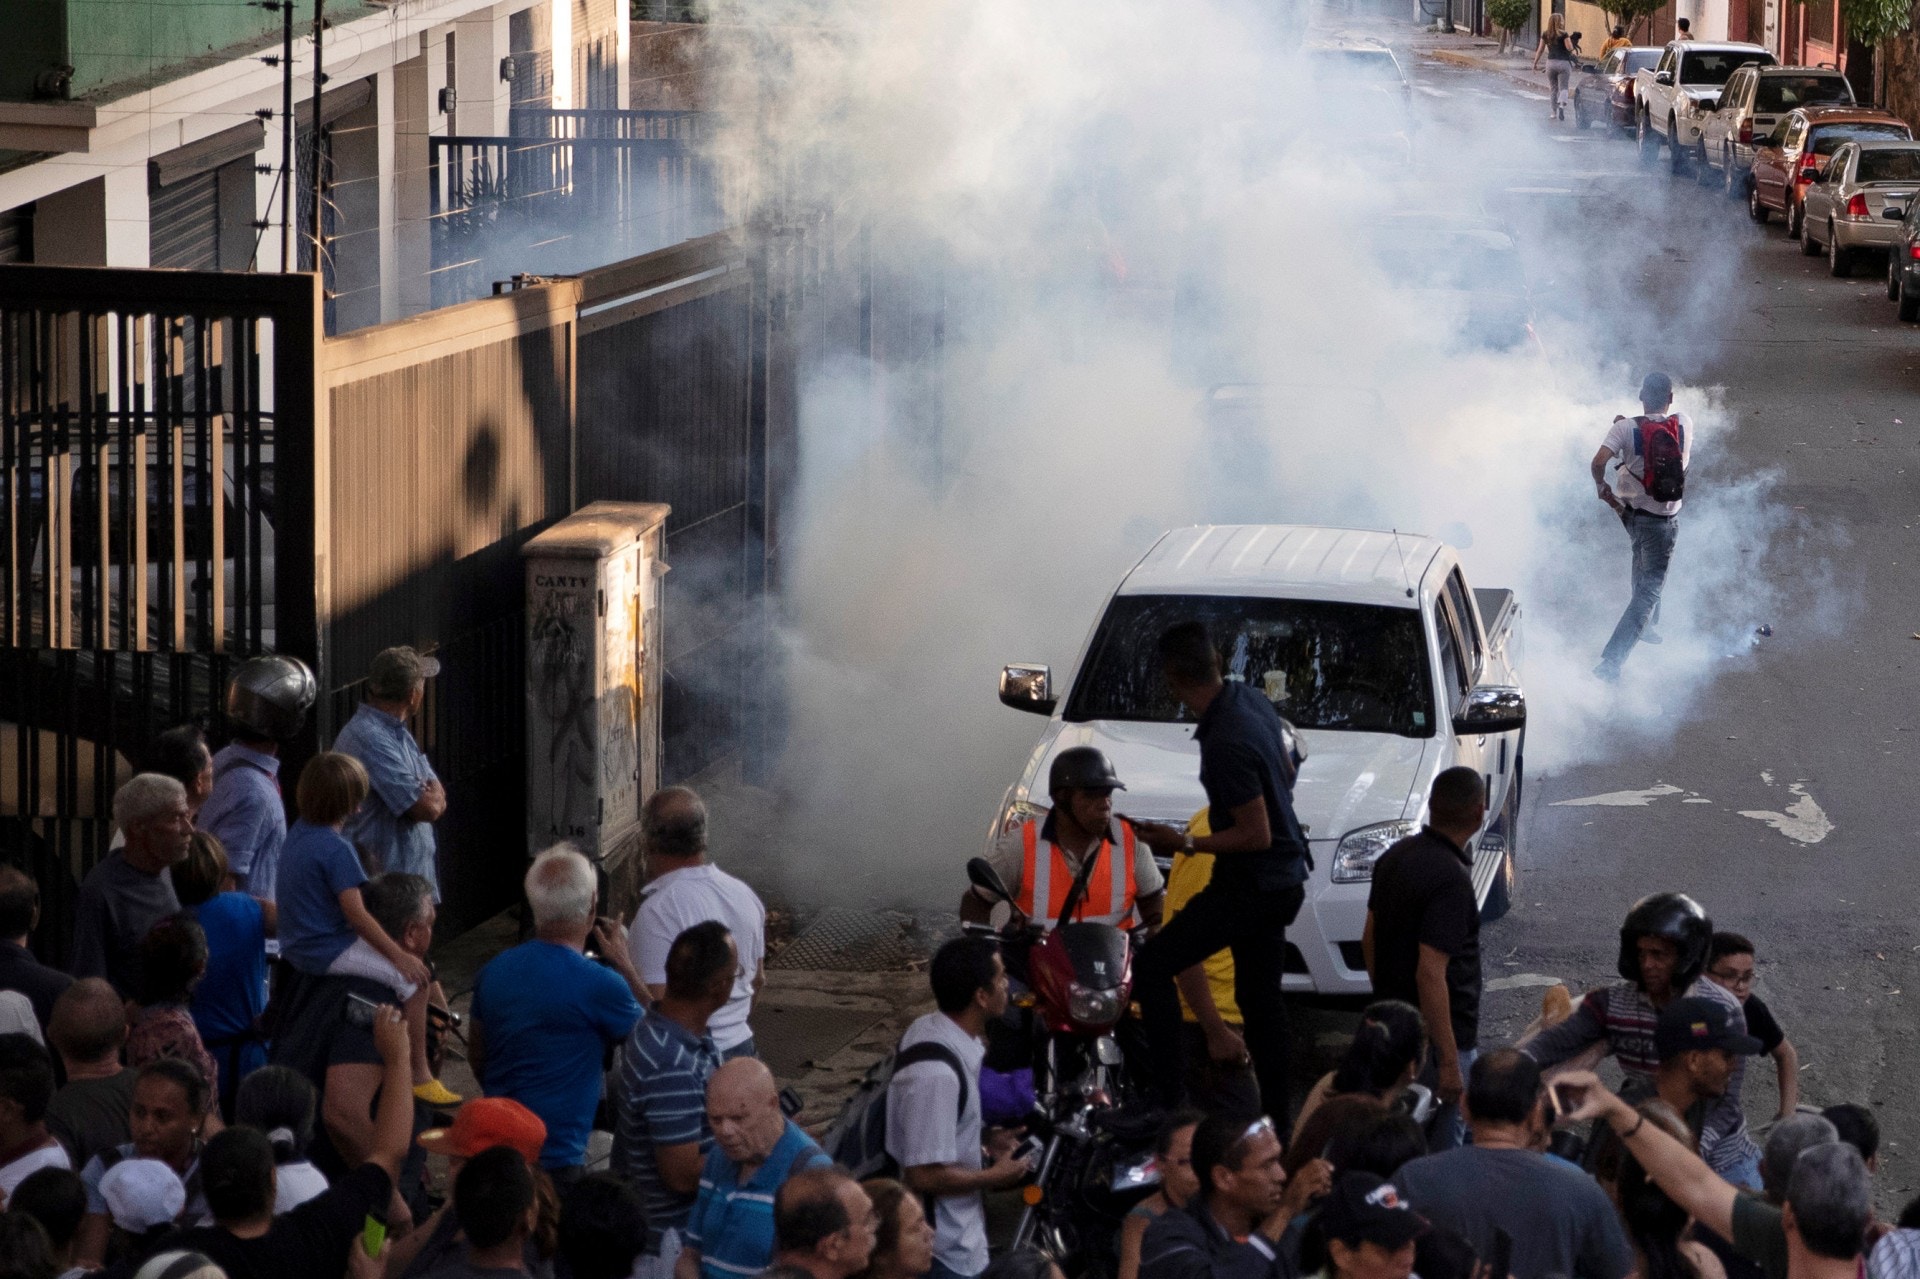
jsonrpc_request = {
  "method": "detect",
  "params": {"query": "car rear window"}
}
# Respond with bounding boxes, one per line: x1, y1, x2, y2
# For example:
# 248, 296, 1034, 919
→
1755, 75, 1853, 111
1856, 150, 1920, 182
1679, 51, 1772, 85
1810, 122, 1913, 153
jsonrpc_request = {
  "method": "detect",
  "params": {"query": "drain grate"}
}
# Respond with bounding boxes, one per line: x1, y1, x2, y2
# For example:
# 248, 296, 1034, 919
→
768, 907, 954, 973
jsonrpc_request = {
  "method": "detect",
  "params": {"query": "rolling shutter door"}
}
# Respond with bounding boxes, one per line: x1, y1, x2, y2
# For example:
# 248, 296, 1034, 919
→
149, 168, 221, 271
0, 206, 31, 263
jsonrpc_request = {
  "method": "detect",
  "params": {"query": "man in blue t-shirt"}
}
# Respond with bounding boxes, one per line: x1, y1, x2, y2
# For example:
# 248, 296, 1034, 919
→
680, 1057, 832, 1279
471, 845, 647, 1173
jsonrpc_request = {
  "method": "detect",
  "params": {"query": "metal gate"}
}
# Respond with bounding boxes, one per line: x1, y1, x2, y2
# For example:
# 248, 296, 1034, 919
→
0, 266, 321, 964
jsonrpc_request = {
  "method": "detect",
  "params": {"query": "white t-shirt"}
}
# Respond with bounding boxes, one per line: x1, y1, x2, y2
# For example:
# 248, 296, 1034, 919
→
628, 863, 766, 1052
1603, 411, 1692, 516
273, 1159, 329, 1213
0, 1139, 71, 1196
885, 1012, 988, 1277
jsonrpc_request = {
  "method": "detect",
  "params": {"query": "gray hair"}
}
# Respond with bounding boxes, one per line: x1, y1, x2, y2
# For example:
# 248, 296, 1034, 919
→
1764, 1114, 1839, 1203
1787, 1142, 1871, 1260
643, 786, 708, 860
526, 844, 597, 928
113, 773, 187, 831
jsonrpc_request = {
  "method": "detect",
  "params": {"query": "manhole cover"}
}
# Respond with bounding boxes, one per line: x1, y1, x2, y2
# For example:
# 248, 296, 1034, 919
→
768, 907, 952, 973
754, 1003, 883, 1079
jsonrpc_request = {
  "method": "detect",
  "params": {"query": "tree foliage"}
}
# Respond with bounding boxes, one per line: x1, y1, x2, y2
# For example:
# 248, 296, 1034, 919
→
1598, 0, 1667, 37
1841, 0, 1912, 47
1487, 0, 1533, 33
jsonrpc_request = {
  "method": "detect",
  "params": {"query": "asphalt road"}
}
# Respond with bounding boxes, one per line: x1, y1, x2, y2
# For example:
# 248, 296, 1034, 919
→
1370, 20, 1920, 1210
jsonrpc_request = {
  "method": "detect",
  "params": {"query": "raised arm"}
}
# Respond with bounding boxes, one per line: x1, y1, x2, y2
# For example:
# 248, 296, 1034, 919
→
1558, 1070, 1740, 1240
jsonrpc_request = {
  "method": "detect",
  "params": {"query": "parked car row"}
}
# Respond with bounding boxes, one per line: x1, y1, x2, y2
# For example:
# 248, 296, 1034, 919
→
1572, 39, 1920, 313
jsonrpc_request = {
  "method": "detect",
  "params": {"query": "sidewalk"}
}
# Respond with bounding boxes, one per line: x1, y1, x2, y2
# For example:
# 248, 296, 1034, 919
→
1409, 24, 1554, 94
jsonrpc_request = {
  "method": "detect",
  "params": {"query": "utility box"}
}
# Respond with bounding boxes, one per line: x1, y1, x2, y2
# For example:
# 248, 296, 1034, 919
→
523, 502, 670, 902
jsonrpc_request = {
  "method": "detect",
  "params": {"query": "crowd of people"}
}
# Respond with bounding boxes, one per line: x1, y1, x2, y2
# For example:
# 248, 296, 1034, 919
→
0, 626, 1909, 1279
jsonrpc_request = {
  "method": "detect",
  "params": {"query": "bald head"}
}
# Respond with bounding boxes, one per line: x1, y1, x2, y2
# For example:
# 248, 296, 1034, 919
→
50, 978, 127, 1067
709, 1057, 784, 1166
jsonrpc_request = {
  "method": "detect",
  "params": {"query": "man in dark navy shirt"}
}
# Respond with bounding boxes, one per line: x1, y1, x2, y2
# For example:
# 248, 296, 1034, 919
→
1130, 621, 1312, 1121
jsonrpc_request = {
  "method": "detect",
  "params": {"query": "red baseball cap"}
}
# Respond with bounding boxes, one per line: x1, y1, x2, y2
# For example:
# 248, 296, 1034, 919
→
417, 1097, 547, 1162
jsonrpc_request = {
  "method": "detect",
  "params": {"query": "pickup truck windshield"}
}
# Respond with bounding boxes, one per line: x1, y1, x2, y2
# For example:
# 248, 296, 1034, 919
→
1065, 594, 1436, 737
1680, 52, 1769, 86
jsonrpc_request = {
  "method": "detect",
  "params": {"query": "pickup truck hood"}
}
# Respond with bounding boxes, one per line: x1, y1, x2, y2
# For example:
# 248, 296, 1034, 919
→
1031, 721, 1433, 845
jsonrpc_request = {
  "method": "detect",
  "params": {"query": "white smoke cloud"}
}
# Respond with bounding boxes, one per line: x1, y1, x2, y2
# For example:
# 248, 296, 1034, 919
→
697, 0, 1850, 907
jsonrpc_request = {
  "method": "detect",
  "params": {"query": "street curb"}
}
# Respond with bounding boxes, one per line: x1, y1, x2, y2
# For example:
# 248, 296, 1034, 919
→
1424, 47, 1552, 94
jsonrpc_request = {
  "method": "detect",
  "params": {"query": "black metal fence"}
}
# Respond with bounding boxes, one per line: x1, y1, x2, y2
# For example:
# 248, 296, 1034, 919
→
0, 268, 320, 964
427, 108, 725, 311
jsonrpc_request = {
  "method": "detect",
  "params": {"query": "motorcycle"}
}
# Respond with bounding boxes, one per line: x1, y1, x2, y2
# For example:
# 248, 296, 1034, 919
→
964, 856, 1162, 1274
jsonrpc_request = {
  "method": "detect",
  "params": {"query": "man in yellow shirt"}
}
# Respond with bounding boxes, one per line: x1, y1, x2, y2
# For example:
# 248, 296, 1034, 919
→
1600, 25, 1631, 54
1160, 809, 1260, 1114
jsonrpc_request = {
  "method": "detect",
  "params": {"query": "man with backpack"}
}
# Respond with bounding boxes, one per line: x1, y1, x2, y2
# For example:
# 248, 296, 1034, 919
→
1591, 371, 1690, 682
885, 937, 1032, 1279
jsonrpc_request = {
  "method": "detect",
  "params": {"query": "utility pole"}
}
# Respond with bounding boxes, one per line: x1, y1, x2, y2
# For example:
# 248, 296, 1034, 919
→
308, 0, 326, 275
280, 0, 294, 270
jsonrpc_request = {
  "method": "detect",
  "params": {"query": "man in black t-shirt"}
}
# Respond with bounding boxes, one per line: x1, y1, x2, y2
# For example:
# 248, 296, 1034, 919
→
1364, 767, 1486, 1151
166, 999, 414, 1279
1130, 622, 1314, 1122
1706, 932, 1800, 1121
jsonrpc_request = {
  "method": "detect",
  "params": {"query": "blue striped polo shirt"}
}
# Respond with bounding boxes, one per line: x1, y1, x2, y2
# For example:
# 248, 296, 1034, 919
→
613, 1008, 720, 1244
684, 1120, 832, 1279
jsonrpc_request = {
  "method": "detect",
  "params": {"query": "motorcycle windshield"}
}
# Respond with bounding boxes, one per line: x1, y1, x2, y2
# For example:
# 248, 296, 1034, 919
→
1055, 923, 1131, 991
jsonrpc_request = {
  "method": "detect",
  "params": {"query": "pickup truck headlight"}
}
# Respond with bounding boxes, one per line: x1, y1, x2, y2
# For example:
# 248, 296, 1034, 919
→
1331, 821, 1419, 883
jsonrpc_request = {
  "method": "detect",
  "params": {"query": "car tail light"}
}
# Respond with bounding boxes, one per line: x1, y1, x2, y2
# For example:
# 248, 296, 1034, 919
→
1910, 244, 1920, 259
1739, 120, 1753, 145
1848, 193, 1870, 217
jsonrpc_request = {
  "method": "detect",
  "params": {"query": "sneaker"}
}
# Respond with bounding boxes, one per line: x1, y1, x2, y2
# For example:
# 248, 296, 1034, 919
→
1640, 629, 1663, 645
1592, 660, 1621, 682
414, 1079, 464, 1106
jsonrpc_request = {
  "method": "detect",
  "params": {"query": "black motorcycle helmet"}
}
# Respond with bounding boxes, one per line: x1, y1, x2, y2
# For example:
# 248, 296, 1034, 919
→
1048, 746, 1126, 798
226, 655, 318, 741
1616, 892, 1712, 991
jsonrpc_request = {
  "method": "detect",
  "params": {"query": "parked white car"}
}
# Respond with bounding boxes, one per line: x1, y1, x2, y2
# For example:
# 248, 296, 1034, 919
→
992, 524, 1526, 997
1637, 41, 1774, 175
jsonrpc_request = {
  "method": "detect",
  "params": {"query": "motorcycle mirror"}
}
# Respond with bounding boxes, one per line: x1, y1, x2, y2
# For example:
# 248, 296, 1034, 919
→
967, 857, 1014, 903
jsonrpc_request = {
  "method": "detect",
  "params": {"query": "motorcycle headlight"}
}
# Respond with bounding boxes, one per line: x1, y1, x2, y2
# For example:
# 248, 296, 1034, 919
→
1331, 821, 1419, 883
1067, 983, 1124, 1028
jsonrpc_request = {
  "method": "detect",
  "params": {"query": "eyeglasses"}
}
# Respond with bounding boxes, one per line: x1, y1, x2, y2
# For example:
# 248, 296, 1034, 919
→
1708, 966, 1757, 988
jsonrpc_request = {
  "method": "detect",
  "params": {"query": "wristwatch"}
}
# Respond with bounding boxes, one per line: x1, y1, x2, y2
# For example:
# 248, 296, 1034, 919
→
1182, 832, 1196, 854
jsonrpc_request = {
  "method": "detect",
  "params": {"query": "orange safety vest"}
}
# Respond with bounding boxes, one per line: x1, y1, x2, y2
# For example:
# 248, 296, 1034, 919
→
1014, 819, 1140, 929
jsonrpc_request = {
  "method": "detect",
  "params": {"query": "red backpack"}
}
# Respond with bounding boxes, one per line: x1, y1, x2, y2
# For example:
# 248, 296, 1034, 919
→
1634, 415, 1686, 503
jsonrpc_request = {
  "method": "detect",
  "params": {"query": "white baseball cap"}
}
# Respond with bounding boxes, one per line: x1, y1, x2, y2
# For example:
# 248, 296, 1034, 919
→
100, 1158, 186, 1233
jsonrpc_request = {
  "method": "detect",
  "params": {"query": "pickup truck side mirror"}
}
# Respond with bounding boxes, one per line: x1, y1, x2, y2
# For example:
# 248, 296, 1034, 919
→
999, 663, 1057, 715
1655, 70, 1674, 85
1452, 684, 1527, 736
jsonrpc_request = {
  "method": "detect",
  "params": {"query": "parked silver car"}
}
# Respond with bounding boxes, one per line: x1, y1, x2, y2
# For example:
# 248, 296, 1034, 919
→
1800, 140, 1920, 276
1699, 65, 1854, 198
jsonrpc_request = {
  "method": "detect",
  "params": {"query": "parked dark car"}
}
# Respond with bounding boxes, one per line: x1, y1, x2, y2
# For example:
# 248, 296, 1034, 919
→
1884, 189, 1920, 320
1572, 46, 1660, 131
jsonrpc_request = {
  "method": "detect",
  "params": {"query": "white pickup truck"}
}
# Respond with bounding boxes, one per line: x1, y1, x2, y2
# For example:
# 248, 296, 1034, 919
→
1636, 41, 1773, 174
992, 524, 1527, 997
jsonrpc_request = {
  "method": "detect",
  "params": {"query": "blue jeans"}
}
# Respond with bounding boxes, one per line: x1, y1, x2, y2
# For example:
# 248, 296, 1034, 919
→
1600, 509, 1679, 669
1420, 1045, 1478, 1152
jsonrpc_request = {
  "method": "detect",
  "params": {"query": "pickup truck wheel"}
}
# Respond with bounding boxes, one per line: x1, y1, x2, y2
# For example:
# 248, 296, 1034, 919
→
1747, 179, 1769, 222
1480, 751, 1522, 924
1637, 111, 1658, 165
1829, 224, 1852, 276
1899, 275, 1919, 321
1668, 118, 1688, 175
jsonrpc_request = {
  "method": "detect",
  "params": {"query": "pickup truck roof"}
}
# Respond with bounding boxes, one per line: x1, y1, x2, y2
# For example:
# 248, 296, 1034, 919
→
1119, 524, 1442, 607
1666, 40, 1768, 53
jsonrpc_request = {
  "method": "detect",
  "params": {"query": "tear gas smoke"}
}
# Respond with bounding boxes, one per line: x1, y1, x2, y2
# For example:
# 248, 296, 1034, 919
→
695, 0, 1852, 908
